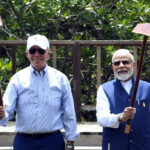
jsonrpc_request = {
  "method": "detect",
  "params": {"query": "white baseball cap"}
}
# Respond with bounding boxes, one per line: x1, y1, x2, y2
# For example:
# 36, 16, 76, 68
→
27, 34, 50, 50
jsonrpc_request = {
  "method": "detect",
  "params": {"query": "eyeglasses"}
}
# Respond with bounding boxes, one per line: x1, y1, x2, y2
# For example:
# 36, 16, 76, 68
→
112, 60, 131, 66
29, 48, 46, 55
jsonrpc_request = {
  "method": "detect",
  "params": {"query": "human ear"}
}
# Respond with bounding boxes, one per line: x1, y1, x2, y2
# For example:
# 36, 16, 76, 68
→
25, 50, 30, 59
133, 61, 136, 68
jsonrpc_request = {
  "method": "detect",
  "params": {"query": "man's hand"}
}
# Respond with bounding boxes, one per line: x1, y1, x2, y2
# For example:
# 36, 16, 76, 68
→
118, 107, 136, 123
0, 106, 5, 119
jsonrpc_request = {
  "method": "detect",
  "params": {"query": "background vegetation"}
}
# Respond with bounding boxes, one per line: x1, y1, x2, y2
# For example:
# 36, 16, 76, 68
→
0, 0, 150, 121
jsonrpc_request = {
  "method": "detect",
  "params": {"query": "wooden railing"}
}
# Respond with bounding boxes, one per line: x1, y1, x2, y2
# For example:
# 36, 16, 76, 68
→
0, 40, 150, 121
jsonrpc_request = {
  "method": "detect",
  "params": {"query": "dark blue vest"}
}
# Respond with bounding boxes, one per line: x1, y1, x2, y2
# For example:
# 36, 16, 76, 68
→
102, 77, 150, 150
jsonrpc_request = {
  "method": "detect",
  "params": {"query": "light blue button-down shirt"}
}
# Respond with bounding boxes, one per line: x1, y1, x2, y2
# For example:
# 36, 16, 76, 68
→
0, 65, 79, 141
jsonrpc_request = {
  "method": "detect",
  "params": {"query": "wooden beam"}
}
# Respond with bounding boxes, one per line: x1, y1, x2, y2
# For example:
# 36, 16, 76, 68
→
73, 42, 81, 122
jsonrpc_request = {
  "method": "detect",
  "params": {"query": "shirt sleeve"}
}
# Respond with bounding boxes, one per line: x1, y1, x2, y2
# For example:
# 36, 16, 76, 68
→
61, 76, 80, 141
0, 113, 9, 126
0, 75, 17, 126
96, 85, 120, 128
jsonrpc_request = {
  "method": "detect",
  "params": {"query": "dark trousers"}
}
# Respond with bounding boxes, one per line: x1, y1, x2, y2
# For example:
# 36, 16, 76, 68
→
13, 132, 65, 150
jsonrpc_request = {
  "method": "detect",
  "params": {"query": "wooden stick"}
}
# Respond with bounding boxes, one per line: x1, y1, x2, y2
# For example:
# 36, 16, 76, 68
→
0, 87, 3, 106
125, 36, 148, 134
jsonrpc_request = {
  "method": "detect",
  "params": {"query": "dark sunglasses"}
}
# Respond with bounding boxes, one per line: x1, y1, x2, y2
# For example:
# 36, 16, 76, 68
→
29, 48, 46, 55
113, 60, 131, 66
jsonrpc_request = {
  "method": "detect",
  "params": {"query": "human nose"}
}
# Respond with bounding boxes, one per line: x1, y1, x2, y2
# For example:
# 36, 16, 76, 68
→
115, 61, 124, 68
119, 61, 125, 67
34, 50, 40, 56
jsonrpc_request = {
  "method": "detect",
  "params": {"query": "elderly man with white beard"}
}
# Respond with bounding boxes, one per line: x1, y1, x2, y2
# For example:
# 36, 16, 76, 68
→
96, 49, 150, 150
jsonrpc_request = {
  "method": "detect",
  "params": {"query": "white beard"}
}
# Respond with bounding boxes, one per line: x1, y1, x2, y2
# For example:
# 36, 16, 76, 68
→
114, 67, 134, 81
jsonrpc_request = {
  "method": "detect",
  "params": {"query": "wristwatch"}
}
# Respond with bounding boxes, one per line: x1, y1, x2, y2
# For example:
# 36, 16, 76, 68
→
66, 144, 74, 150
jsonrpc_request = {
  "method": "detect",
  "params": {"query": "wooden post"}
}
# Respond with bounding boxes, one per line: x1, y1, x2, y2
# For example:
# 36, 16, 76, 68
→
73, 41, 81, 122
12, 46, 16, 75
52, 45, 57, 68
97, 46, 101, 88
116, 45, 120, 50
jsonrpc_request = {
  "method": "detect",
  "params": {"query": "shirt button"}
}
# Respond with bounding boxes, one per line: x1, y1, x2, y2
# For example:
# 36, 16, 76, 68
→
130, 140, 133, 143
130, 128, 133, 132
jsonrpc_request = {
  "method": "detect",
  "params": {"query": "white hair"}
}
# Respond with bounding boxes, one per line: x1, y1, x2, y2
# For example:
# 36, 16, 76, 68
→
112, 49, 134, 63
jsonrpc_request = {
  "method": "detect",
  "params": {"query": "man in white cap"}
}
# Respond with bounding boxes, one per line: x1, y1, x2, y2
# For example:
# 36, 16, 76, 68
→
0, 34, 79, 150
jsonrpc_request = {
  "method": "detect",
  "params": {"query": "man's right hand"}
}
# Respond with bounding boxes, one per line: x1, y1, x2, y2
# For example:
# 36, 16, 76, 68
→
0, 106, 5, 119
118, 107, 136, 123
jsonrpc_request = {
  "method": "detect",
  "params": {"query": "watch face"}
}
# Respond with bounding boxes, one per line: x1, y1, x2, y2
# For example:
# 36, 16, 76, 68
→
66, 145, 74, 149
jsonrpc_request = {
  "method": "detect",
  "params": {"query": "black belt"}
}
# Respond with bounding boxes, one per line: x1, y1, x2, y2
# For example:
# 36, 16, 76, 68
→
18, 130, 60, 138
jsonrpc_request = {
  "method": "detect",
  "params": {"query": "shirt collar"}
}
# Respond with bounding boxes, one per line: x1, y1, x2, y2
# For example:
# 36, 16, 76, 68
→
30, 65, 47, 76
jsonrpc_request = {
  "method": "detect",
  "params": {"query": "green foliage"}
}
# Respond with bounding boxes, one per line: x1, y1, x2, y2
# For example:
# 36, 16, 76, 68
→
0, 58, 12, 93
0, 0, 150, 121
0, 0, 150, 40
